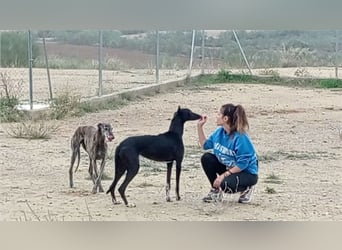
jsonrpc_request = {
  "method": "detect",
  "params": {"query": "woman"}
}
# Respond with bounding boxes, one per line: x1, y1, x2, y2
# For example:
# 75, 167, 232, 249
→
197, 103, 258, 204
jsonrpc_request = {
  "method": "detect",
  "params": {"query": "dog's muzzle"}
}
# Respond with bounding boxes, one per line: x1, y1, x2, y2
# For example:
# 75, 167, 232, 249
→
107, 134, 115, 142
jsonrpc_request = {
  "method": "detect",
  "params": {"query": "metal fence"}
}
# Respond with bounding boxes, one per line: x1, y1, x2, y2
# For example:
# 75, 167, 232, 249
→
0, 30, 341, 109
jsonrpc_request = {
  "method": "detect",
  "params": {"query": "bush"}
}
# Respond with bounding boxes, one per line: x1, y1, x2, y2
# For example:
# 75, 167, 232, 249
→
215, 69, 253, 82
319, 79, 342, 88
0, 73, 25, 122
50, 91, 81, 120
0, 96, 22, 122
6, 121, 59, 139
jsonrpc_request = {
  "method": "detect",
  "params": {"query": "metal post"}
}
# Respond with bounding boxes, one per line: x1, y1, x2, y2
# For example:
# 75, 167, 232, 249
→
28, 30, 33, 110
232, 30, 253, 75
201, 30, 205, 74
335, 30, 339, 79
0, 31, 2, 67
155, 30, 160, 83
98, 30, 103, 96
188, 30, 196, 76
43, 36, 53, 101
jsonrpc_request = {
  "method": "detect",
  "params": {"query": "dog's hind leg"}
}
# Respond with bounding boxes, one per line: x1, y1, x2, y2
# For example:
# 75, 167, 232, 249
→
106, 148, 126, 204
91, 160, 100, 194
88, 158, 98, 192
118, 166, 139, 207
106, 164, 126, 205
74, 146, 81, 173
166, 162, 173, 202
175, 160, 182, 201
69, 141, 79, 188
117, 151, 140, 207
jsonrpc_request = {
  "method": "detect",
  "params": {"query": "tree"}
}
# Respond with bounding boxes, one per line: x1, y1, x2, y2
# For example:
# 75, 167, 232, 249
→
1, 31, 40, 67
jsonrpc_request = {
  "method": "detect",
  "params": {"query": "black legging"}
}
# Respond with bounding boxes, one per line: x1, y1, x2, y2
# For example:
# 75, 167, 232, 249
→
201, 152, 258, 193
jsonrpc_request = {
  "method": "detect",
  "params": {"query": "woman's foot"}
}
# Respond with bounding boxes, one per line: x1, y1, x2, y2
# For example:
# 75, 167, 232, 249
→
238, 186, 255, 204
202, 188, 223, 202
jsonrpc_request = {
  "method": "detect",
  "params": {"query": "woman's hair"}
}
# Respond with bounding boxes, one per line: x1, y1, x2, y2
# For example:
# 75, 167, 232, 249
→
221, 103, 249, 134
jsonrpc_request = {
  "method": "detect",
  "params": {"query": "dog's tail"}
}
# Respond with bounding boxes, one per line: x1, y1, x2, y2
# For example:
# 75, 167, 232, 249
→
106, 153, 118, 194
106, 185, 113, 194
106, 146, 121, 194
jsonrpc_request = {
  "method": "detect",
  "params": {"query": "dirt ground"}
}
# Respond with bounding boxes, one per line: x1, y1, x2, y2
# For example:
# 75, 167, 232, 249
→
2, 66, 342, 103
0, 68, 341, 221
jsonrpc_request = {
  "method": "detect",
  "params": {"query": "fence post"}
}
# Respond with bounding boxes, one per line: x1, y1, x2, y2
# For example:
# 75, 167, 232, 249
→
201, 30, 205, 74
0, 31, 2, 67
335, 30, 339, 79
98, 30, 103, 96
188, 30, 196, 77
42, 36, 53, 101
232, 30, 253, 75
28, 30, 33, 110
155, 30, 160, 83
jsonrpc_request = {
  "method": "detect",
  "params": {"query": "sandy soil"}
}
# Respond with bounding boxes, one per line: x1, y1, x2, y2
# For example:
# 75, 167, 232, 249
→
0, 68, 341, 221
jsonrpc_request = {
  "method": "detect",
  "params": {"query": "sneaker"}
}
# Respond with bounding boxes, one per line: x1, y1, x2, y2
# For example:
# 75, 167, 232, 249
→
238, 186, 255, 204
202, 188, 223, 203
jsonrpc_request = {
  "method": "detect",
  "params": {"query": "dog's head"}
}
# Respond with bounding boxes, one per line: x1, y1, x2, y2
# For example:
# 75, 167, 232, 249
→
175, 106, 202, 122
97, 123, 115, 142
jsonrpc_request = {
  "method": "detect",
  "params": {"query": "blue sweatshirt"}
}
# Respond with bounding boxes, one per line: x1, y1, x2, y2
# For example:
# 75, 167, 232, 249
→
203, 127, 258, 175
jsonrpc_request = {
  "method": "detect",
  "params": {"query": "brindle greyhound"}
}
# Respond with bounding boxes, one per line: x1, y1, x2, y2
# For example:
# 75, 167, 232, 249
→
106, 106, 201, 207
69, 123, 114, 193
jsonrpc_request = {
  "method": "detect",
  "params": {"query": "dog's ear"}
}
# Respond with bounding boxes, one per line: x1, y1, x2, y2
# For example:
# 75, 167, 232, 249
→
177, 105, 181, 112
97, 123, 103, 130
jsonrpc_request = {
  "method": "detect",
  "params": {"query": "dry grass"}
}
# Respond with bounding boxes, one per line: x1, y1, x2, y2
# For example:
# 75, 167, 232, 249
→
258, 68, 280, 77
264, 173, 283, 184
265, 186, 277, 194
5, 121, 59, 139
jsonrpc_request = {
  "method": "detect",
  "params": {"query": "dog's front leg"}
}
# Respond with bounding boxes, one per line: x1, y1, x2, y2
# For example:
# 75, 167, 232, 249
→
96, 158, 106, 192
166, 162, 173, 202
175, 162, 182, 201
88, 156, 96, 185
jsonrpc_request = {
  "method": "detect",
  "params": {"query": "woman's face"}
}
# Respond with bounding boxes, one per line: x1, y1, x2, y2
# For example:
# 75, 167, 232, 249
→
216, 108, 227, 126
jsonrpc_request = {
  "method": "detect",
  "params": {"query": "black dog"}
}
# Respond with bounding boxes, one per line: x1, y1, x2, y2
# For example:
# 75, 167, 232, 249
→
106, 106, 201, 207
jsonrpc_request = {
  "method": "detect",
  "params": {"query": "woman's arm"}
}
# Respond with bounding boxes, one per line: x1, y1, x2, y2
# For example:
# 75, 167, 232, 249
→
222, 166, 241, 177
197, 115, 208, 147
213, 166, 242, 188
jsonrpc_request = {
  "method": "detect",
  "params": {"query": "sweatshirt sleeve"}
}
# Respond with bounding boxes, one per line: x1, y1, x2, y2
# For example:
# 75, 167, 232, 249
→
203, 130, 217, 150
234, 134, 255, 171
203, 134, 214, 150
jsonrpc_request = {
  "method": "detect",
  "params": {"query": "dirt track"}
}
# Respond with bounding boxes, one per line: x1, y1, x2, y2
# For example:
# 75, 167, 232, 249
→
0, 70, 341, 221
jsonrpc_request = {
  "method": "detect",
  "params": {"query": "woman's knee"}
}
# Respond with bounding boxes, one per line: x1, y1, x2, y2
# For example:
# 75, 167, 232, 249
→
201, 152, 216, 167
220, 173, 258, 193
220, 176, 238, 193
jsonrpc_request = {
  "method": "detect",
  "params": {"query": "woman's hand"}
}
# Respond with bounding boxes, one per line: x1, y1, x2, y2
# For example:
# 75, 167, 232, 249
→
197, 115, 207, 127
197, 115, 208, 147
213, 174, 225, 189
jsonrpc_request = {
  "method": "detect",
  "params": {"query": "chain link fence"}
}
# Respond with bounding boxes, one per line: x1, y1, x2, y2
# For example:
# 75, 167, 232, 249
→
1, 30, 341, 107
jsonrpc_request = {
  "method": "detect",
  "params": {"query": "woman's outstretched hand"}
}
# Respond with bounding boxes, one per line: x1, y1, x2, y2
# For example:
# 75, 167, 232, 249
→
197, 115, 207, 127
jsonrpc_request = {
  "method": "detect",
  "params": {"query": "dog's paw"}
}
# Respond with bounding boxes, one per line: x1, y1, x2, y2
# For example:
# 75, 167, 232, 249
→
113, 200, 121, 205
91, 188, 97, 194
126, 203, 136, 208
166, 196, 172, 202
176, 196, 181, 201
